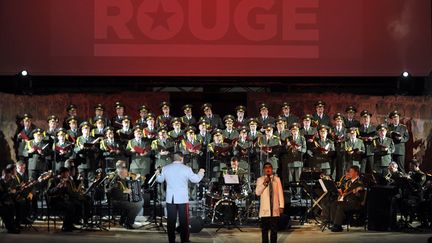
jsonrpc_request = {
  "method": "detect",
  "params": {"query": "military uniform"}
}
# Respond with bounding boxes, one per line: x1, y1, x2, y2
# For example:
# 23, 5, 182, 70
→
358, 110, 376, 173
156, 101, 173, 128
179, 128, 202, 171
300, 114, 317, 168
107, 174, 144, 229
126, 127, 152, 176
62, 104, 82, 129
89, 104, 111, 127
53, 128, 74, 173
388, 111, 409, 172
234, 105, 248, 129
312, 100, 330, 126
143, 113, 158, 140
233, 134, 253, 171
152, 134, 175, 169
331, 113, 347, 180
135, 105, 149, 128
280, 102, 299, 127
111, 102, 126, 130
180, 104, 196, 127
207, 129, 232, 179
373, 124, 395, 175
285, 126, 307, 185
24, 128, 48, 180
100, 127, 127, 171
14, 113, 35, 161
344, 106, 361, 129
313, 125, 335, 175
257, 125, 281, 174
344, 135, 365, 169
116, 116, 133, 148
74, 122, 99, 187
168, 117, 185, 152
200, 103, 224, 130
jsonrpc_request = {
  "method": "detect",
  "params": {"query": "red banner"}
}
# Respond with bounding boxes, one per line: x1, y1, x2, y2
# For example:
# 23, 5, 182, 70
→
0, 0, 430, 76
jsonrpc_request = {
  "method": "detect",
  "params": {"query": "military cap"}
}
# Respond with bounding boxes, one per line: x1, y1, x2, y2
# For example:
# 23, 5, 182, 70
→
47, 115, 59, 123
104, 126, 114, 134
201, 103, 212, 111
171, 117, 181, 125
360, 110, 372, 117
94, 115, 105, 123
94, 103, 105, 111
348, 127, 358, 134
56, 128, 67, 136
289, 123, 301, 130
22, 113, 33, 121
160, 101, 170, 109
66, 116, 78, 123
31, 128, 44, 136
376, 123, 388, 131
389, 110, 401, 118
79, 121, 91, 129
197, 118, 209, 126
121, 115, 131, 122
146, 113, 156, 120
185, 126, 196, 133
281, 102, 291, 108
302, 114, 313, 121
132, 125, 143, 132
114, 101, 124, 109
318, 124, 329, 131
345, 106, 357, 113
66, 104, 77, 112
248, 118, 258, 125
182, 104, 193, 111
314, 100, 325, 107
238, 126, 248, 133
235, 105, 246, 112
333, 113, 344, 120
223, 115, 235, 123
212, 129, 223, 136
138, 105, 149, 112
258, 103, 269, 110
157, 126, 169, 133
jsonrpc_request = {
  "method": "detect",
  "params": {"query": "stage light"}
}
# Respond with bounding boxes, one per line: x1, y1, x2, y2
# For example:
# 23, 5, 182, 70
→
21, 70, 28, 76
401, 71, 410, 78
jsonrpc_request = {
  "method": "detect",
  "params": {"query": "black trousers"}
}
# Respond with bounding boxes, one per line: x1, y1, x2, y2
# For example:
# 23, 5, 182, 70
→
112, 200, 143, 225
261, 217, 279, 243
331, 201, 362, 226
392, 154, 405, 173
166, 202, 189, 243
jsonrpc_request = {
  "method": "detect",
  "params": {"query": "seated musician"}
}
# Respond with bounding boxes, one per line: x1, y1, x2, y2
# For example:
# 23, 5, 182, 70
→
385, 162, 405, 184
0, 168, 20, 234
219, 157, 248, 195
46, 167, 87, 232
8, 163, 33, 226
331, 165, 365, 232
107, 163, 144, 229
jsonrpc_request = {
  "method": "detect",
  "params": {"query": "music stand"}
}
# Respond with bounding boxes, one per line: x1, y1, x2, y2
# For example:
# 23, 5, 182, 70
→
143, 171, 166, 232
299, 169, 322, 224
82, 175, 109, 231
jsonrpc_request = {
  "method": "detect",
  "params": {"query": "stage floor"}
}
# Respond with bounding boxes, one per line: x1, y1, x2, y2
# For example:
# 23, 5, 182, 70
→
1, 220, 430, 243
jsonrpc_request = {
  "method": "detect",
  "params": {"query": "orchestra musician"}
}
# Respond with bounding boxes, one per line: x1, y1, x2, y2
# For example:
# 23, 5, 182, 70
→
107, 161, 144, 229
0, 167, 20, 234
46, 167, 87, 232
330, 165, 365, 232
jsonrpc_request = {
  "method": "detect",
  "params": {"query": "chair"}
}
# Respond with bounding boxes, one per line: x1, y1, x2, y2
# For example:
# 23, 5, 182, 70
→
345, 189, 368, 231
44, 193, 64, 232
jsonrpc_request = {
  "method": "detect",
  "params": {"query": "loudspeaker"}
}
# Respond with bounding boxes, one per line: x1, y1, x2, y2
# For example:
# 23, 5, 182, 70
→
189, 216, 204, 233
367, 185, 398, 231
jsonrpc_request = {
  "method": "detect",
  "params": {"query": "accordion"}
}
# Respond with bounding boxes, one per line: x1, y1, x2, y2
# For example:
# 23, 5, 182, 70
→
126, 180, 143, 202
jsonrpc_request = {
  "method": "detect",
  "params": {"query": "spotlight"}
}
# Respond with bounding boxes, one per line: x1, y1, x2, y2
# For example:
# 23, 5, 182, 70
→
21, 70, 28, 77
401, 71, 410, 78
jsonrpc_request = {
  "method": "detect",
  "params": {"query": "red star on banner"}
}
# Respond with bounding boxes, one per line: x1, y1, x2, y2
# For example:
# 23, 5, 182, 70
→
146, 2, 176, 31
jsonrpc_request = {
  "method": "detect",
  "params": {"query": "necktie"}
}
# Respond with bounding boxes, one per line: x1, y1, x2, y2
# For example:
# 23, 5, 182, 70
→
269, 176, 273, 216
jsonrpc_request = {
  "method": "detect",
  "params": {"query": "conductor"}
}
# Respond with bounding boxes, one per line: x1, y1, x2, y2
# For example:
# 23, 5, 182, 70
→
156, 151, 205, 243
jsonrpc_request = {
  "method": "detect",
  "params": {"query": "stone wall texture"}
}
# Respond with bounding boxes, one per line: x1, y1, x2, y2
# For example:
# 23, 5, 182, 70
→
1, 91, 431, 172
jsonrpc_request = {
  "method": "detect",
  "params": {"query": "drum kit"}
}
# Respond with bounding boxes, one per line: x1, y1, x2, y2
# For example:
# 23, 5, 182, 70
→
199, 179, 260, 228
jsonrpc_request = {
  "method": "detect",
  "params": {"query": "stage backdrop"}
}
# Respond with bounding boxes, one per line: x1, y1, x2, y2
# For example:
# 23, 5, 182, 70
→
0, 0, 431, 76
0, 91, 431, 171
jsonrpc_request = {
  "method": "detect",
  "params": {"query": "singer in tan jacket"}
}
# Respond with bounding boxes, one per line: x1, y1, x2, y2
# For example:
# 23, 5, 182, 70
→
256, 162, 284, 243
